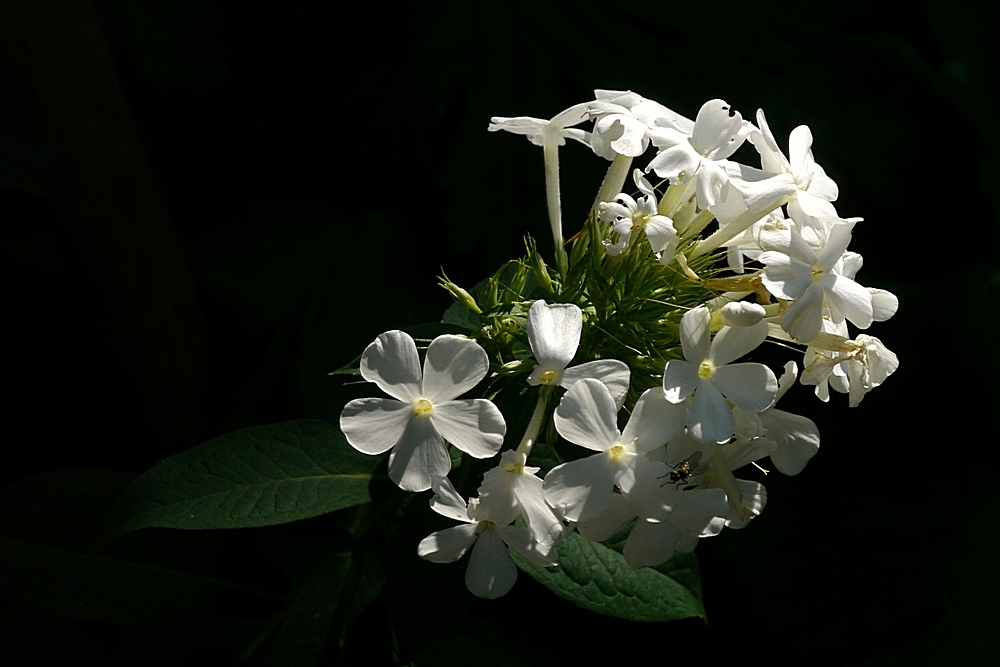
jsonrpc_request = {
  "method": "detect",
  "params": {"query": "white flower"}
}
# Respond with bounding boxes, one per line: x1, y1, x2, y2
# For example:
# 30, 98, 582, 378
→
542, 381, 685, 523
340, 331, 505, 492
526, 300, 631, 408
662, 307, 778, 443
488, 103, 592, 148
587, 90, 693, 160
597, 169, 679, 261
754, 361, 821, 475
758, 221, 873, 342
801, 333, 899, 407
417, 478, 557, 599
477, 450, 566, 546
646, 99, 751, 209
749, 109, 839, 221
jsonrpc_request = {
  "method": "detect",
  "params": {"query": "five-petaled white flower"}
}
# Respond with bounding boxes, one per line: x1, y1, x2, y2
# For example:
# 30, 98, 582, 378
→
542, 380, 685, 523
340, 331, 505, 492
417, 477, 557, 599
662, 307, 778, 443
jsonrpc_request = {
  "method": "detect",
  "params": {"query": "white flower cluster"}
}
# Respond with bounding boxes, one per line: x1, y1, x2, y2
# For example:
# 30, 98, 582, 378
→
339, 90, 899, 599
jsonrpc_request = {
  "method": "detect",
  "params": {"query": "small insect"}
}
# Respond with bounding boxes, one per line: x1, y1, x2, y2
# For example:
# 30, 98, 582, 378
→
659, 451, 709, 488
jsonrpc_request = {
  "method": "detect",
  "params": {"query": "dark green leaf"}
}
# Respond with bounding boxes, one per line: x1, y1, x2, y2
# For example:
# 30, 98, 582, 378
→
511, 532, 706, 623
264, 553, 351, 667
112, 420, 385, 535
441, 301, 481, 331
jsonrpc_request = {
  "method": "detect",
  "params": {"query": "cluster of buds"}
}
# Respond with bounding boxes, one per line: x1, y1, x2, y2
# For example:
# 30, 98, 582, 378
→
339, 90, 898, 599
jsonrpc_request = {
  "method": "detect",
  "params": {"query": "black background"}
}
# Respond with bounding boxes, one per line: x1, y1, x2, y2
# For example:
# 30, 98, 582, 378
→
1, 0, 998, 665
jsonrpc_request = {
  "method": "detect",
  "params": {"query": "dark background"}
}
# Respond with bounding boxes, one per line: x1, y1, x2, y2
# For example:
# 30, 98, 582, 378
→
1, 0, 998, 665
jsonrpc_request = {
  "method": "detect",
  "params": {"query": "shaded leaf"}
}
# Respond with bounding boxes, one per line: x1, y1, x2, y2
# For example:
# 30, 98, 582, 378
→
511, 532, 706, 622
264, 553, 351, 667
112, 420, 385, 535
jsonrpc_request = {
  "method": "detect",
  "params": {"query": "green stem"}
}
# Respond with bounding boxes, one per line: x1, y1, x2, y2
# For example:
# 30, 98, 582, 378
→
515, 389, 551, 458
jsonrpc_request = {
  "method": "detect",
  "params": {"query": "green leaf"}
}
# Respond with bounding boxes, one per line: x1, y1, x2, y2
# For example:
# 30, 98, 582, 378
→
510, 532, 706, 623
441, 301, 481, 332
112, 420, 385, 535
264, 552, 351, 667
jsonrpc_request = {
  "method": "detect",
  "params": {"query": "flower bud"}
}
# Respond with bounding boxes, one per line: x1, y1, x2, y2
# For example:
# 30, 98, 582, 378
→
438, 272, 482, 314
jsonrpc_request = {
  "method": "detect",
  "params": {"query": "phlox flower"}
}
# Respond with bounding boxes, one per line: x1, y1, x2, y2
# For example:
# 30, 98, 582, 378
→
597, 169, 679, 261
340, 331, 505, 492
417, 477, 557, 599
802, 334, 898, 407
646, 99, 751, 209
542, 380, 685, 523
749, 109, 839, 221
662, 307, 778, 444
758, 221, 873, 342
477, 450, 566, 547
526, 300, 631, 408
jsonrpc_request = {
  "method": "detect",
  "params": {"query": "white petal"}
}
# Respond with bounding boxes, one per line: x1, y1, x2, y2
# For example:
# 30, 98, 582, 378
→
690, 99, 747, 160
720, 301, 766, 327
814, 221, 855, 272
776, 360, 798, 402
760, 409, 820, 475
431, 399, 505, 459
695, 162, 731, 210
553, 378, 619, 452
709, 320, 768, 366
527, 300, 582, 370
662, 359, 699, 403
822, 274, 873, 329
621, 388, 687, 453
576, 494, 636, 542
497, 525, 558, 567
340, 398, 413, 455
869, 288, 899, 322
688, 381, 735, 444
669, 487, 730, 535
623, 519, 681, 569
680, 306, 711, 363
644, 216, 678, 255
646, 144, 700, 181
360, 330, 422, 402
387, 416, 451, 492
560, 359, 631, 409
421, 335, 489, 403
788, 125, 816, 179
542, 454, 616, 523
759, 252, 814, 300
429, 476, 472, 522
711, 363, 778, 413
465, 529, 517, 599
781, 283, 825, 342
417, 523, 482, 563
512, 474, 566, 546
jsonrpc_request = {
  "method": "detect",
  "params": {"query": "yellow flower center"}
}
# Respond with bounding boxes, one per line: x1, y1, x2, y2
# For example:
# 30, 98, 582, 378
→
632, 212, 652, 229
812, 267, 824, 284
609, 444, 625, 460
539, 369, 558, 385
413, 398, 433, 416
698, 361, 714, 379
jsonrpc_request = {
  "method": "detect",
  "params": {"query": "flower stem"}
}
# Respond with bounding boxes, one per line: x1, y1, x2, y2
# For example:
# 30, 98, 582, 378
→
592, 153, 633, 212
543, 136, 569, 278
515, 389, 551, 458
